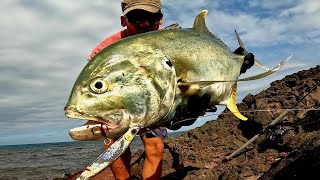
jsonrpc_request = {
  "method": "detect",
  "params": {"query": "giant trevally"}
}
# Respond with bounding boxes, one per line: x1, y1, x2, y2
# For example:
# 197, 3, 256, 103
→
64, 10, 291, 179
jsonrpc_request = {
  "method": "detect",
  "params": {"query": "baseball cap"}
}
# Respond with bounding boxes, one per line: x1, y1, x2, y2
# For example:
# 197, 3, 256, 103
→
121, 0, 162, 15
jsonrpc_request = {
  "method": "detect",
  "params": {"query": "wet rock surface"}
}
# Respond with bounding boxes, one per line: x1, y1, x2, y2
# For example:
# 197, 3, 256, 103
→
132, 65, 320, 179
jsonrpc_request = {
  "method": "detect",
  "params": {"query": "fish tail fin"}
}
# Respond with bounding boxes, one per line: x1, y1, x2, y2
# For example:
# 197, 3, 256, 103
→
235, 30, 286, 72
234, 30, 255, 74
234, 29, 248, 55
226, 84, 248, 121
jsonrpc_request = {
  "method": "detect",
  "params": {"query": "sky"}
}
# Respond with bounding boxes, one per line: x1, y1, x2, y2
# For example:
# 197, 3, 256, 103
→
0, 0, 319, 145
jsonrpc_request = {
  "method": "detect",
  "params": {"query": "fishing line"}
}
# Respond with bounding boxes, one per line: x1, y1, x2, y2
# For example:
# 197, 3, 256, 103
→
170, 108, 320, 127
213, 108, 320, 116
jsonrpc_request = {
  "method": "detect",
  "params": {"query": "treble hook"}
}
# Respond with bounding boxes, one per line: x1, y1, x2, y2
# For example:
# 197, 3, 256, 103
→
104, 138, 112, 146
91, 126, 101, 136
100, 124, 109, 137
99, 124, 112, 146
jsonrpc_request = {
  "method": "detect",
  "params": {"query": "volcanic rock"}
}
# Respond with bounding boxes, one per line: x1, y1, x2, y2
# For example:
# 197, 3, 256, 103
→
132, 65, 320, 179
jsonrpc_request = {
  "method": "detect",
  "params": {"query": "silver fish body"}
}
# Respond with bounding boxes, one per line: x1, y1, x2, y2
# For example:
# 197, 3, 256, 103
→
65, 10, 291, 179
65, 10, 290, 137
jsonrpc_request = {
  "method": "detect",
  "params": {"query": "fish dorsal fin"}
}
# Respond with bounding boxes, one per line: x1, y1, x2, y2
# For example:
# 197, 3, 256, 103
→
164, 23, 181, 30
193, 10, 229, 49
226, 84, 248, 121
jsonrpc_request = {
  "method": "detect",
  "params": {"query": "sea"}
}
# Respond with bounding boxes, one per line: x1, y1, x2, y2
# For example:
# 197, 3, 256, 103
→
0, 132, 181, 180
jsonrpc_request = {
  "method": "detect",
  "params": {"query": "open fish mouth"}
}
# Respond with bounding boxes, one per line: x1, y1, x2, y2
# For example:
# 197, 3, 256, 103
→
64, 107, 122, 140
68, 120, 121, 141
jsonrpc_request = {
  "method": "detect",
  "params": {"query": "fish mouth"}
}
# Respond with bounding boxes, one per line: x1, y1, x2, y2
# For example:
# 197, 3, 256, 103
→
82, 120, 120, 130
65, 107, 125, 140
68, 120, 122, 141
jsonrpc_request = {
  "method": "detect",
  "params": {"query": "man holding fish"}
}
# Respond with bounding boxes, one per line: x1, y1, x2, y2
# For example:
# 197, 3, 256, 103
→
87, 1, 167, 179
65, 0, 286, 179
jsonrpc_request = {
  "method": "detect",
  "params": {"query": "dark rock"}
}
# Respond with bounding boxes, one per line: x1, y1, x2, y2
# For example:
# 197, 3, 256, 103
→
259, 134, 320, 180
150, 65, 319, 179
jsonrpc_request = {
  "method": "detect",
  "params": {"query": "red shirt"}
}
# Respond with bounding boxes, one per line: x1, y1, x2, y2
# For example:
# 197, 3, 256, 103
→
88, 28, 162, 61
88, 29, 128, 61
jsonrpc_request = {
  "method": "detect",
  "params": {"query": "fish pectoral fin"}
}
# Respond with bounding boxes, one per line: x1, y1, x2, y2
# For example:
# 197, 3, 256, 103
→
226, 84, 248, 121
178, 80, 236, 88
177, 82, 201, 95
77, 126, 141, 180
178, 81, 222, 94
178, 80, 234, 94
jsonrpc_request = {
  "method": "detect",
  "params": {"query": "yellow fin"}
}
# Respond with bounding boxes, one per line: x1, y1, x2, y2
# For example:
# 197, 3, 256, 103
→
193, 10, 209, 32
226, 84, 248, 121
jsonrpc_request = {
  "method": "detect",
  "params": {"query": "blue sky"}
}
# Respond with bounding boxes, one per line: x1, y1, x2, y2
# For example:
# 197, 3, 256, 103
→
0, 0, 319, 145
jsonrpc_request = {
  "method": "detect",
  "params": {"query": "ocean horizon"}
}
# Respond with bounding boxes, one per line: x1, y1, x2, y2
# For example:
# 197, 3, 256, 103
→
0, 132, 181, 180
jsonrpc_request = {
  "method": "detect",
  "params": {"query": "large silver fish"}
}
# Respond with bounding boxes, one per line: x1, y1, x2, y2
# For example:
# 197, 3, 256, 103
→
64, 10, 291, 179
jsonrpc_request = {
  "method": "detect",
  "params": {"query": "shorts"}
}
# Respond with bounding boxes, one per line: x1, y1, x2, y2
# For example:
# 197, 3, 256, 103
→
139, 127, 168, 139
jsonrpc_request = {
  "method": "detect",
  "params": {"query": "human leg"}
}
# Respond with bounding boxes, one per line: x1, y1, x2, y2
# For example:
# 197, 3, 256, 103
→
106, 139, 132, 180
141, 134, 164, 180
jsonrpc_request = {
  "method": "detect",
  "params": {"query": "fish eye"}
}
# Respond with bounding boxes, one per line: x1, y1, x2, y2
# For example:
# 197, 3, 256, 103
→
89, 78, 109, 94
165, 60, 173, 67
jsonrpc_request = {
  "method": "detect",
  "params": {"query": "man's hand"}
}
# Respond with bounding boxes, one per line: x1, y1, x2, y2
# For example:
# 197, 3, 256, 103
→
234, 47, 255, 74
166, 94, 216, 130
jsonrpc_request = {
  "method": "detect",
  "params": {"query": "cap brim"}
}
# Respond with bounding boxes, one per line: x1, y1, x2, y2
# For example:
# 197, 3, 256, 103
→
123, 5, 160, 15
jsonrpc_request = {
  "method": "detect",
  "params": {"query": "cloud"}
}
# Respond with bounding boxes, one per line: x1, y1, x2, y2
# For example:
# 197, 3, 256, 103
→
0, 0, 319, 145
0, 0, 123, 145
200, 0, 320, 50
248, 0, 298, 9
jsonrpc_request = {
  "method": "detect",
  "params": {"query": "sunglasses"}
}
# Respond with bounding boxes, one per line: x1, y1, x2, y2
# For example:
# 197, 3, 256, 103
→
126, 11, 162, 24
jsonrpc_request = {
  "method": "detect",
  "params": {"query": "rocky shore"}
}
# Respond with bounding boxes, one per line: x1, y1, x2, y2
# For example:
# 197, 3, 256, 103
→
132, 65, 320, 180
65, 65, 320, 180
